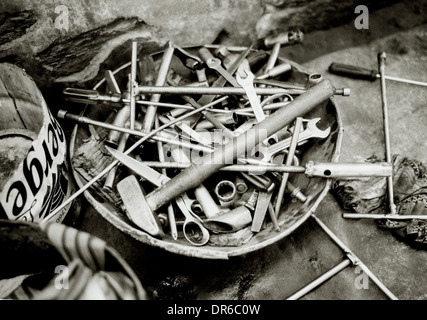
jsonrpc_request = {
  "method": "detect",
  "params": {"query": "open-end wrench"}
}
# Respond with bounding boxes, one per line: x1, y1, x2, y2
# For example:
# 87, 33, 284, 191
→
265, 118, 330, 161
205, 57, 240, 88
236, 67, 266, 123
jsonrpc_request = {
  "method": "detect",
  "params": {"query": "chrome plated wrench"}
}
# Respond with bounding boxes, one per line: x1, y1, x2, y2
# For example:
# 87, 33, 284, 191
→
265, 118, 331, 161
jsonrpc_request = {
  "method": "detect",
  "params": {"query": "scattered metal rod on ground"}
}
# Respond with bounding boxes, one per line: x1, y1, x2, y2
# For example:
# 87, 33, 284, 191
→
307, 214, 398, 300
57, 42, 395, 254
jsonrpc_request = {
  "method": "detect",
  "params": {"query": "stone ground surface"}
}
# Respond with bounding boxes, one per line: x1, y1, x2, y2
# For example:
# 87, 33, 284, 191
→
68, 3, 426, 300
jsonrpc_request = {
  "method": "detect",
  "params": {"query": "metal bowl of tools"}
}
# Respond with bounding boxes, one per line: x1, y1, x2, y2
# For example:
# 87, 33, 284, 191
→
67, 43, 343, 259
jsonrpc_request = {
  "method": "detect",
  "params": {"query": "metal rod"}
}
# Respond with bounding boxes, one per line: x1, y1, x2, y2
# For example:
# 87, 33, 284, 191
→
130, 41, 138, 130
378, 52, 397, 215
126, 161, 307, 172
286, 259, 351, 300
136, 85, 304, 96
182, 95, 235, 140
141, 41, 175, 132
275, 117, 303, 216
145, 80, 336, 212
311, 214, 398, 300
268, 203, 280, 232
43, 96, 229, 222
378, 74, 427, 87
342, 213, 427, 220
58, 110, 214, 154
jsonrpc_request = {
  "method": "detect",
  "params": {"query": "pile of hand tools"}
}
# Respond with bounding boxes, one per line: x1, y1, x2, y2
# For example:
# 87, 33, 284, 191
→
50, 38, 395, 253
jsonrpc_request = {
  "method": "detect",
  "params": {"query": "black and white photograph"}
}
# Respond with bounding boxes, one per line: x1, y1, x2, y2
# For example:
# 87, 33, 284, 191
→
0, 0, 426, 309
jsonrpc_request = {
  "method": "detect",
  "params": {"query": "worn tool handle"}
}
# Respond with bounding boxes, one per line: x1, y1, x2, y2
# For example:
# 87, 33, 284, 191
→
328, 63, 378, 81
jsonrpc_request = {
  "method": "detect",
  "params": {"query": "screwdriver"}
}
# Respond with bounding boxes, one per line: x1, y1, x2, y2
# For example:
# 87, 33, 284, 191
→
329, 62, 427, 87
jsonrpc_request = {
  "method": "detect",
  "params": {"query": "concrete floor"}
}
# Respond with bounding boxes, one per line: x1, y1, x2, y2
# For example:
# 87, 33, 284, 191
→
73, 2, 427, 300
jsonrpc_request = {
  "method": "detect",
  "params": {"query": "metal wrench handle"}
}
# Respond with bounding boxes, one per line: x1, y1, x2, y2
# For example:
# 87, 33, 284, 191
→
236, 68, 266, 123
266, 118, 331, 160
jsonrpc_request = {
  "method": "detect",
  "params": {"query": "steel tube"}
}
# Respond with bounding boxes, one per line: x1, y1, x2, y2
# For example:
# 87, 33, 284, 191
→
286, 259, 351, 300
378, 52, 397, 215
145, 79, 336, 211
130, 41, 138, 130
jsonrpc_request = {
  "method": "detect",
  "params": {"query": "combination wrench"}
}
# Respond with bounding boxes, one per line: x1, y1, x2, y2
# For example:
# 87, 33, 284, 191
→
236, 66, 266, 123
264, 118, 331, 161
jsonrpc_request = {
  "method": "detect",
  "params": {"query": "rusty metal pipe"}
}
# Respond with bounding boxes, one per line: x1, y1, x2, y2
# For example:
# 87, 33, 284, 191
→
145, 79, 336, 211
